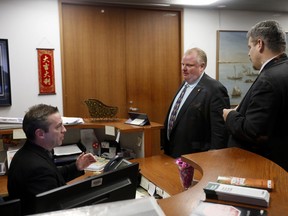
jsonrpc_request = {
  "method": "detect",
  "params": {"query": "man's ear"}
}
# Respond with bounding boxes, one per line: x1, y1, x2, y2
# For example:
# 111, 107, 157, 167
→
35, 128, 45, 139
258, 39, 265, 52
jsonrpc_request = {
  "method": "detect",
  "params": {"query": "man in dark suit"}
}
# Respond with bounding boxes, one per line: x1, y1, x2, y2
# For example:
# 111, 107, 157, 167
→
7, 104, 96, 215
223, 20, 288, 172
163, 47, 230, 158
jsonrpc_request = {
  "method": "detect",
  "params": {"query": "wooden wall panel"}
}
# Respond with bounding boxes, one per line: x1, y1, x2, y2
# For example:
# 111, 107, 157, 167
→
62, 5, 127, 117
125, 9, 181, 123
61, 3, 182, 124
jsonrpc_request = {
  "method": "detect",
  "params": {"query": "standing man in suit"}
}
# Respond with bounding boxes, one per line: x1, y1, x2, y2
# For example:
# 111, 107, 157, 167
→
8, 104, 96, 215
223, 20, 288, 171
163, 47, 230, 158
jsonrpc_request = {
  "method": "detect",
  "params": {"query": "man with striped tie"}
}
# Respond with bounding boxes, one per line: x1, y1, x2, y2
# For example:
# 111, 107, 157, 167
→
162, 48, 230, 158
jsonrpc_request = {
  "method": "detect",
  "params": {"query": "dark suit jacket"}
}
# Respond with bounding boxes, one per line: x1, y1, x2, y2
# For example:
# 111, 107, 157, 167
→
163, 73, 230, 158
226, 53, 288, 171
7, 141, 84, 215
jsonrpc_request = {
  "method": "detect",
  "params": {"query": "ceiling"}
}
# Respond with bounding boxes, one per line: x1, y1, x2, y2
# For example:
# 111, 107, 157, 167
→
66, 0, 288, 13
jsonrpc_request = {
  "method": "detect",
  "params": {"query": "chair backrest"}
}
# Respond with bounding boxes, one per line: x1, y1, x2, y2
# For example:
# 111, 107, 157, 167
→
0, 198, 21, 216
84, 99, 118, 118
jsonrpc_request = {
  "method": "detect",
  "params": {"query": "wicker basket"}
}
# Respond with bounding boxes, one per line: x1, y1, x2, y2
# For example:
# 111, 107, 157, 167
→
84, 99, 118, 118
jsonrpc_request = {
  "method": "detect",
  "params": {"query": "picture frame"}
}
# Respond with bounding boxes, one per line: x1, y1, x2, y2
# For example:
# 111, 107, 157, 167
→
216, 30, 256, 107
0, 39, 11, 106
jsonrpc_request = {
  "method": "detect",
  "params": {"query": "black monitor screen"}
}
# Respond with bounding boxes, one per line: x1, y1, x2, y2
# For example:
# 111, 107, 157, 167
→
33, 162, 139, 214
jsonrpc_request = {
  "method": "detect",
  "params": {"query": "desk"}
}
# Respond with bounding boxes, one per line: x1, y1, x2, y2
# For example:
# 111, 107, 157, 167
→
0, 119, 162, 197
1, 148, 287, 215
157, 148, 288, 216
0, 118, 163, 157
131, 154, 202, 196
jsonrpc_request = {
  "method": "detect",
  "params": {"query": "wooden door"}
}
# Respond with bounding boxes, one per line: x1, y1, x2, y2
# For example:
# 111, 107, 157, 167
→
61, 4, 182, 124
125, 9, 181, 124
61, 5, 127, 118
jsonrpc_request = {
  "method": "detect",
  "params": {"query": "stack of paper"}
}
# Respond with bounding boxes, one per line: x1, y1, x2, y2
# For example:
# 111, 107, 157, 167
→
85, 157, 110, 172
53, 144, 83, 165
54, 144, 82, 156
0, 117, 23, 129
0, 117, 23, 124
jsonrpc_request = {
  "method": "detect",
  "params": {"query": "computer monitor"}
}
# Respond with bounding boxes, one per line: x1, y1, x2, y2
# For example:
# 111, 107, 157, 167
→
33, 162, 140, 214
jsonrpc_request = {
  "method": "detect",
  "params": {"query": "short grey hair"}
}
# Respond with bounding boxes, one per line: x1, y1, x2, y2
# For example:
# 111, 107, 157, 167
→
184, 47, 207, 67
247, 20, 286, 53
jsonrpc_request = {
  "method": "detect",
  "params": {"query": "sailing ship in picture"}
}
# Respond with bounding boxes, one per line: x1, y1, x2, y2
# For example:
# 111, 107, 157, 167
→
242, 64, 258, 76
217, 30, 261, 106
231, 85, 241, 97
227, 65, 243, 80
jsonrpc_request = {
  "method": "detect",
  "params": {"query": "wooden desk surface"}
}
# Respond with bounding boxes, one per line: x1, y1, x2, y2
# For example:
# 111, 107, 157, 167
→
132, 154, 201, 196
0, 174, 7, 197
158, 147, 288, 216
0, 118, 163, 134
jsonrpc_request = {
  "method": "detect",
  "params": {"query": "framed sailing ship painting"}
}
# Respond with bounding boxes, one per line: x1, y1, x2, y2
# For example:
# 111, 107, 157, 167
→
216, 30, 257, 107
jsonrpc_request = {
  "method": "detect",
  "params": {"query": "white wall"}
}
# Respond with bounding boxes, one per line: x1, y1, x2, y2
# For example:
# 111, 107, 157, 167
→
0, 0, 62, 117
183, 9, 288, 78
0, 0, 288, 117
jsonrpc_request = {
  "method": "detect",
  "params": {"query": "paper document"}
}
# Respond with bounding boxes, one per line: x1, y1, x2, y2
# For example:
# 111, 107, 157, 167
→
0, 124, 22, 129
0, 117, 23, 124
7, 149, 19, 168
13, 129, 26, 139
130, 118, 145, 125
85, 157, 110, 171
54, 144, 82, 156
62, 117, 84, 125
105, 126, 115, 136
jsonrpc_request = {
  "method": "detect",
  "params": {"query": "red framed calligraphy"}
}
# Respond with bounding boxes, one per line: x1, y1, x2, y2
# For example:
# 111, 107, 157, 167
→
37, 48, 55, 94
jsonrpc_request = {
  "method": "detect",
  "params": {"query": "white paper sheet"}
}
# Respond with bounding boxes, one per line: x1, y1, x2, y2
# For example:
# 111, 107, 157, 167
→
53, 144, 82, 156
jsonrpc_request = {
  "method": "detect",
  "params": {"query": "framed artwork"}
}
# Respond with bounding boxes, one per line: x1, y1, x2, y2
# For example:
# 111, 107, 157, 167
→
0, 39, 11, 106
216, 30, 256, 106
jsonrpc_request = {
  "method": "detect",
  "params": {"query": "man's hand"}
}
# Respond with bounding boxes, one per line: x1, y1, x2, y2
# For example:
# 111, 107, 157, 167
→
76, 152, 97, 171
223, 106, 238, 122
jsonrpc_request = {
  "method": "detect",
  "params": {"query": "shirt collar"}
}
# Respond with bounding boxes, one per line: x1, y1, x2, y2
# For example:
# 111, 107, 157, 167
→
259, 53, 285, 73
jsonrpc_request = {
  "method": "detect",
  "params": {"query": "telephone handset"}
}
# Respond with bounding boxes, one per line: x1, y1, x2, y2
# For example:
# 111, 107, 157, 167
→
103, 155, 124, 172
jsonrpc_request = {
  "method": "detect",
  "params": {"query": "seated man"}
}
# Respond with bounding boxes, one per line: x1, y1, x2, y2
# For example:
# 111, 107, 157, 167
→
7, 104, 96, 215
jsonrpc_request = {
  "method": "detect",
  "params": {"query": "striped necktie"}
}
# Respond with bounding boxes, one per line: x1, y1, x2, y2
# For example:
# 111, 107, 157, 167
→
168, 84, 188, 136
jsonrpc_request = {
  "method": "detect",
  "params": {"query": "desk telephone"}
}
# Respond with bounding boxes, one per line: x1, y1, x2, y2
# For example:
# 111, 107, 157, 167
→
103, 155, 131, 172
